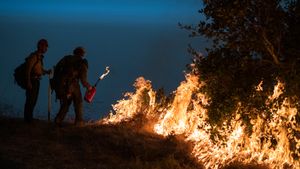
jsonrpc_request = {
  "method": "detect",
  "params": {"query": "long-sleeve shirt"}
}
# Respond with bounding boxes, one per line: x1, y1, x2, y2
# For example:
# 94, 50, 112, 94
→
78, 58, 90, 89
55, 54, 91, 91
25, 51, 45, 82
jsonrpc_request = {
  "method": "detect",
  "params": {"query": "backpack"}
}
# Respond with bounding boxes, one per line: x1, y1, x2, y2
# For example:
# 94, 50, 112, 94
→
13, 55, 38, 90
50, 55, 87, 99
13, 62, 27, 89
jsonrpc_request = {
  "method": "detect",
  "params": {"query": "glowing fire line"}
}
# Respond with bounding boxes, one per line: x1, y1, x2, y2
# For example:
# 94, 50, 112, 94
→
101, 74, 300, 169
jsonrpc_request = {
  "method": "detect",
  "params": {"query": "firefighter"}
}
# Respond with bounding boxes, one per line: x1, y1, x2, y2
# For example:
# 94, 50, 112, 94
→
53, 47, 92, 127
24, 38, 51, 123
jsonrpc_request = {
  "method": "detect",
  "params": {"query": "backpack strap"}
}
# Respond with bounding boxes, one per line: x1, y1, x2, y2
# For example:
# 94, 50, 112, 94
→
25, 52, 42, 78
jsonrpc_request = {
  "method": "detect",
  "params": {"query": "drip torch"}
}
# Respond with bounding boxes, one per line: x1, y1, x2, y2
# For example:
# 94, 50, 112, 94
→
84, 66, 110, 103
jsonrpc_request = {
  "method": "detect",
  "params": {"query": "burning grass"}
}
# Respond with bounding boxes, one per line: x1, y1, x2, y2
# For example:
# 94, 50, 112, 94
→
102, 75, 300, 169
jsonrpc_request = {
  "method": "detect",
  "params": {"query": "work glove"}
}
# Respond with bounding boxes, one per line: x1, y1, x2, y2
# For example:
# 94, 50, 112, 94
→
87, 85, 94, 91
44, 69, 52, 75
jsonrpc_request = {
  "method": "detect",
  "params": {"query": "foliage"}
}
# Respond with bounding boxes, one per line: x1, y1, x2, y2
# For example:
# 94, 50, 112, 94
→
184, 0, 300, 125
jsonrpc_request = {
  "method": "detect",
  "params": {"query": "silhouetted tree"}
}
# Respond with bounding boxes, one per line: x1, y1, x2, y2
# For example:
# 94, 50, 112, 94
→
284, 0, 300, 62
184, 0, 300, 124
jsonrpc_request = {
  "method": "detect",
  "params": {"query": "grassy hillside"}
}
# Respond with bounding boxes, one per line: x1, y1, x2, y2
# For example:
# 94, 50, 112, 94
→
0, 116, 270, 169
0, 117, 201, 169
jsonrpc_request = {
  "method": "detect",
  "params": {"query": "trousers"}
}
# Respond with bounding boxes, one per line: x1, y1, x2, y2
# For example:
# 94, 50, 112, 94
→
24, 79, 40, 123
54, 83, 83, 124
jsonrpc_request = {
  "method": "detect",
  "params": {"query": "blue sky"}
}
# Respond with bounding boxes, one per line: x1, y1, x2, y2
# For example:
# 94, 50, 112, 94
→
0, 0, 202, 24
0, 0, 206, 119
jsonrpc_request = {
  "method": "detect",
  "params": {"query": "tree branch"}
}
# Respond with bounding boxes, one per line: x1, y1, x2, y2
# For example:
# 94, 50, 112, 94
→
261, 30, 280, 65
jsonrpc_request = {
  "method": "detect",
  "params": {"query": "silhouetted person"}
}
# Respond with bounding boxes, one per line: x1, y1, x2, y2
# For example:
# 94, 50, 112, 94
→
24, 39, 51, 123
53, 47, 92, 127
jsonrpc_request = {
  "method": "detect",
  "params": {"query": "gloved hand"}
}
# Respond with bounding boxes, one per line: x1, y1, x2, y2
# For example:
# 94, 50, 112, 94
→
87, 85, 94, 91
44, 69, 52, 75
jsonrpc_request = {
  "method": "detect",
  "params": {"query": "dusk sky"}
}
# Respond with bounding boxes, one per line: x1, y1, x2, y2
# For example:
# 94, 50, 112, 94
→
0, 0, 201, 23
0, 0, 207, 120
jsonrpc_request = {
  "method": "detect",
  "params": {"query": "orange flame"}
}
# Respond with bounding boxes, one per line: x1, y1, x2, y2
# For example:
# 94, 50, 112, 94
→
102, 77, 156, 124
101, 74, 300, 169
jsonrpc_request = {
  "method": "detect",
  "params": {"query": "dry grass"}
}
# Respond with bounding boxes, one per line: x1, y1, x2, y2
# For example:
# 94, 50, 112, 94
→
0, 117, 201, 169
0, 116, 271, 169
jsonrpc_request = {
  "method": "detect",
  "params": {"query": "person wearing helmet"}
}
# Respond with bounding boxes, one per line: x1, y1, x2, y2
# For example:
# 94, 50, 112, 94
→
52, 46, 92, 127
24, 38, 51, 123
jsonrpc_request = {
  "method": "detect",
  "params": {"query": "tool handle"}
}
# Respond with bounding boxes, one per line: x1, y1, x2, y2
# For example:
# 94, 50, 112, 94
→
94, 79, 101, 87
47, 71, 52, 122
94, 66, 110, 87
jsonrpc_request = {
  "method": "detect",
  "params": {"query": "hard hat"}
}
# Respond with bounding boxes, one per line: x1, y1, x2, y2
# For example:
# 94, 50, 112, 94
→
73, 46, 85, 55
37, 39, 48, 47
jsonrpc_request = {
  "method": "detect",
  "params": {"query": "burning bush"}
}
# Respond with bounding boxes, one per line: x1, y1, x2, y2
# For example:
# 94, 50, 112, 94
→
101, 70, 300, 168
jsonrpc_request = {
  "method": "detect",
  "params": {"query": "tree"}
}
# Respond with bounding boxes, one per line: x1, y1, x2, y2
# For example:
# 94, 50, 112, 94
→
192, 0, 294, 64
284, 0, 300, 62
184, 0, 300, 124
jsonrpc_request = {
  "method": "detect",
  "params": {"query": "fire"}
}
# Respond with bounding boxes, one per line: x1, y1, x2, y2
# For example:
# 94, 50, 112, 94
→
101, 73, 300, 169
102, 77, 156, 124
154, 74, 202, 136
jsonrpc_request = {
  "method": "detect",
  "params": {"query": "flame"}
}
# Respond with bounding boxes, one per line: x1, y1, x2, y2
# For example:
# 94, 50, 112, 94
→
255, 80, 263, 92
101, 74, 300, 169
154, 74, 203, 135
102, 77, 156, 124
268, 80, 284, 101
